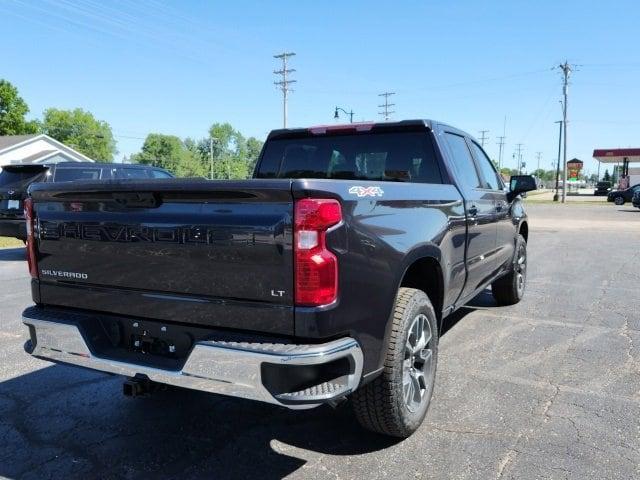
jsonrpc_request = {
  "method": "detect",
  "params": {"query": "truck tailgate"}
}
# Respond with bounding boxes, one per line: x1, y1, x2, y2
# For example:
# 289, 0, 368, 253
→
30, 179, 295, 335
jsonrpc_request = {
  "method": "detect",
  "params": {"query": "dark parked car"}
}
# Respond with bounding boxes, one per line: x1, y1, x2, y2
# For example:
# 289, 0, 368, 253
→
607, 184, 640, 205
594, 181, 612, 196
632, 189, 640, 209
21, 120, 536, 438
0, 162, 172, 240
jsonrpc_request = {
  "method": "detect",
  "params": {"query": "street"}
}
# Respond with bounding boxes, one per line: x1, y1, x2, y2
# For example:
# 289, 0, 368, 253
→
0, 203, 638, 480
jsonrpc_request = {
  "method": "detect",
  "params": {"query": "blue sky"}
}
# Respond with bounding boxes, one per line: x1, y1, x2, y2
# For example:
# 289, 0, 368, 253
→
3, 0, 640, 175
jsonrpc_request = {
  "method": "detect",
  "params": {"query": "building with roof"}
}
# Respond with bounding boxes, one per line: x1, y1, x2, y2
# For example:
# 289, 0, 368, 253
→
0, 134, 94, 168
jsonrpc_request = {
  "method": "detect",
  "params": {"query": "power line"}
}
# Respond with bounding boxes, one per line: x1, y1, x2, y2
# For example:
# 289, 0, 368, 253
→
378, 92, 395, 121
274, 52, 296, 128
478, 130, 489, 147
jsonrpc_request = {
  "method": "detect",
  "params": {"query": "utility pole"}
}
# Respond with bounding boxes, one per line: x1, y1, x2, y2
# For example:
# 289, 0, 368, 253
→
536, 151, 542, 172
274, 52, 296, 128
378, 92, 395, 121
515, 144, 524, 174
209, 137, 214, 180
554, 120, 562, 201
557, 61, 573, 203
496, 116, 506, 170
496, 135, 506, 170
478, 130, 489, 147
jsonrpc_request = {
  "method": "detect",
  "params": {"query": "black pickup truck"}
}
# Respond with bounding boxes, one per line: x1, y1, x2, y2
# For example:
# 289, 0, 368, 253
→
21, 120, 535, 438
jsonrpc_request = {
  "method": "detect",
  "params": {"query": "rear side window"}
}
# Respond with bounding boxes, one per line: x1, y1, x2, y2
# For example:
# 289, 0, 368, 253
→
120, 168, 150, 179
256, 132, 442, 183
443, 133, 482, 189
54, 168, 102, 182
469, 141, 503, 190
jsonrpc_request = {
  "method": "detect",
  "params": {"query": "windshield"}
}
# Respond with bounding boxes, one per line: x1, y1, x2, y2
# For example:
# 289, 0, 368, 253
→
256, 131, 442, 184
0, 167, 48, 189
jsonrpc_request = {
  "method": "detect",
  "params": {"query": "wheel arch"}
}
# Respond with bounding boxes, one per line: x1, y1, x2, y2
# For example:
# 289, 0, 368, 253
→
369, 251, 445, 384
398, 256, 445, 324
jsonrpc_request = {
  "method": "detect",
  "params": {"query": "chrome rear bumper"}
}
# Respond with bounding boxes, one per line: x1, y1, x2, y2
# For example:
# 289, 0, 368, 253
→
23, 310, 363, 409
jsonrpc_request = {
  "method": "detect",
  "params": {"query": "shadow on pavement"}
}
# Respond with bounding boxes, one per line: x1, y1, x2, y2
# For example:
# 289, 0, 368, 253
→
440, 289, 492, 336
0, 290, 492, 479
0, 247, 25, 262
0, 363, 400, 479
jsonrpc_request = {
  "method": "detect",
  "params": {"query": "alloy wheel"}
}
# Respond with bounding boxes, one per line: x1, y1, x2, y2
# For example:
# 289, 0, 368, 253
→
402, 314, 434, 412
516, 244, 527, 296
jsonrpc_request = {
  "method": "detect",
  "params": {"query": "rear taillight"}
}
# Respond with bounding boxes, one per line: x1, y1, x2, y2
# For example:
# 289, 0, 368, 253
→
24, 197, 38, 279
294, 198, 342, 306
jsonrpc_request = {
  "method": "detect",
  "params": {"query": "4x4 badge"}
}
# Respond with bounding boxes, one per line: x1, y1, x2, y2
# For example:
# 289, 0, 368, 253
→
348, 186, 384, 198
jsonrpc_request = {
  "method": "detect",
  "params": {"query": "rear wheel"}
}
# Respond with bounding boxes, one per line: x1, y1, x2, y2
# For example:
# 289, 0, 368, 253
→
492, 234, 527, 306
351, 287, 438, 438
614, 196, 625, 205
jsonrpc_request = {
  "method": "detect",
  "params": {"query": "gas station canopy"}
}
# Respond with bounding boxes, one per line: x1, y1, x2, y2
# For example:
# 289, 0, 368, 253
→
592, 149, 640, 179
592, 148, 640, 163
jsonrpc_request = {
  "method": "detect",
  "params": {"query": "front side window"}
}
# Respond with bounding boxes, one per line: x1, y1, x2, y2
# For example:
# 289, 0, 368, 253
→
256, 131, 443, 184
470, 141, 502, 190
151, 169, 173, 179
444, 133, 481, 189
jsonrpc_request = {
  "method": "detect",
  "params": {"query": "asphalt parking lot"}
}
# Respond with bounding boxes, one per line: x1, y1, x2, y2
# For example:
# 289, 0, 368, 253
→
0, 203, 638, 480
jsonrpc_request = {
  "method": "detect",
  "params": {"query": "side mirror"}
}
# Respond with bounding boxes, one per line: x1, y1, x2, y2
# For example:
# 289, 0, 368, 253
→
508, 175, 537, 201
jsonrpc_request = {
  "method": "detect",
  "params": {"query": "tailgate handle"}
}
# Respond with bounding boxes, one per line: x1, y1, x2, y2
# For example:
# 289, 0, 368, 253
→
113, 192, 160, 208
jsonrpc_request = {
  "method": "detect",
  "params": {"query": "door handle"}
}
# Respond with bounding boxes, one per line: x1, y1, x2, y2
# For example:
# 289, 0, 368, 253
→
468, 205, 478, 217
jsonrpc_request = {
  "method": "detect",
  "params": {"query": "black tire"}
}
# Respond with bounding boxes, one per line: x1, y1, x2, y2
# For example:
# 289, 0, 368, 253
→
351, 287, 438, 438
614, 196, 625, 206
492, 234, 527, 306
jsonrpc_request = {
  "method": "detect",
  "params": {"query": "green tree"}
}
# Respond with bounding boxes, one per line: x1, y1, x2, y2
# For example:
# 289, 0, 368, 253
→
131, 134, 206, 177
0, 79, 39, 135
543, 169, 557, 182
193, 122, 260, 179
245, 137, 264, 174
603, 169, 611, 182
41, 108, 116, 161
133, 124, 263, 179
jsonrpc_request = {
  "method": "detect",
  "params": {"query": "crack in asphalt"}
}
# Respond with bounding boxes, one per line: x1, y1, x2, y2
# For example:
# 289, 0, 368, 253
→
495, 431, 525, 479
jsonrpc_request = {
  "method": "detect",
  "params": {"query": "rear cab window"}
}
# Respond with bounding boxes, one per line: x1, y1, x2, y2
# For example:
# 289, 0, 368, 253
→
256, 131, 443, 184
0, 167, 48, 188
